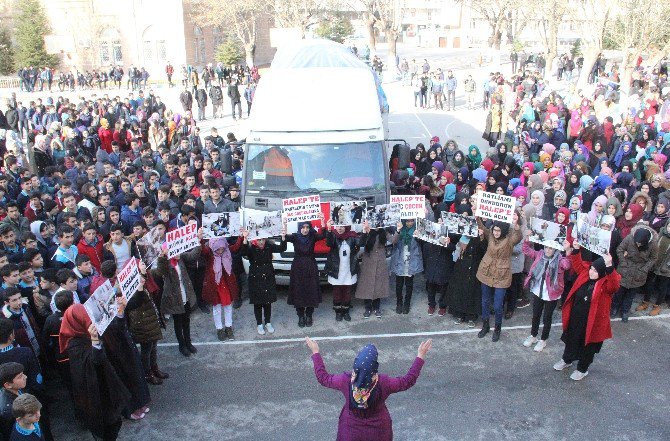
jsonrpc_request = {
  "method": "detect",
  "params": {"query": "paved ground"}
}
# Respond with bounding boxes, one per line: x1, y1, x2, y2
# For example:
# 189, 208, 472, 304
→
51, 276, 670, 441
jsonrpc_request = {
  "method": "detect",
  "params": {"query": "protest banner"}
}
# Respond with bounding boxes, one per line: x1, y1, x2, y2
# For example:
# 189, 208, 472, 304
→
84, 280, 118, 335
202, 212, 241, 239
441, 212, 479, 237
136, 224, 164, 267
575, 213, 611, 256
529, 217, 567, 251
330, 201, 367, 226
390, 195, 426, 219
414, 218, 449, 246
474, 191, 515, 224
166, 223, 199, 259
244, 208, 283, 240
117, 257, 141, 300
364, 203, 402, 229
282, 195, 322, 223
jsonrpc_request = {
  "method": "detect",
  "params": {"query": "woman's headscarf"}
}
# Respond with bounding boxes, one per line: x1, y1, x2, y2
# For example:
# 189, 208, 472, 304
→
443, 184, 457, 202
468, 145, 482, 169
587, 195, 608, 225
296, 221, 315, 246
606, 197, 623, 218
472, 168, 488, 183
578, 175, 594, 195
349, 344, 379, 410
100, 118, 109, 129
59, 303, 92, 353
554, 207, 570, 225
451, 152, 465, 169
333, 226, 358, 240
633, 227, 652, 251
454, 192, 472, 215
209, 238, 233, 282
431, 161, 444, 175
593, 175, 613, 193
511, 185, 528, 205
456, 167, 470, 186
527, 174, 544, 195
616, 203, 645, 238
529, 190, 545, 216
30, 221, 46, 246
440, 171, 454, 185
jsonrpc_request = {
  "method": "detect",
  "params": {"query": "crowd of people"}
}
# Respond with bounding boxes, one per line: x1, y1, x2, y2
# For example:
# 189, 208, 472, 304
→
0, 49, 667, 439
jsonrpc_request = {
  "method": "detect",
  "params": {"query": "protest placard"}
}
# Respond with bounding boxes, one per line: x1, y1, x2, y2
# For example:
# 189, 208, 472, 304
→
474, 191, 515, 224
202, 212, 241, 239
441, 212, 479, 237
282, 195, 322, 223
330, 201, 367, 226
136, 224, 165, 268
166, 223, 199, 259
364, 203, 402, 229
117, 257, 141, 300
84, 280, 118, 335
244, 208, 283, 240
575, 213, 611, 256
529, 217, 568, 251
414, 218, 449, 246
390, 195, 426, 219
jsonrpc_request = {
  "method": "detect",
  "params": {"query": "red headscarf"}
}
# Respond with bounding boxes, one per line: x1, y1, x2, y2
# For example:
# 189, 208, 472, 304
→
332, 226, 358, 240
554, 207, 571, 225
59, 303, 92, 354
616, 203, 644, 238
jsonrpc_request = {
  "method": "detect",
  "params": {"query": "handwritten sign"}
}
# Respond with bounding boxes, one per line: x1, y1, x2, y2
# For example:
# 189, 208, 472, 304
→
390, 195, 426, 219
117, 258, 141, 300
166, 223, 199, 259
474, 191, 515, 224
282, 195, 321, 223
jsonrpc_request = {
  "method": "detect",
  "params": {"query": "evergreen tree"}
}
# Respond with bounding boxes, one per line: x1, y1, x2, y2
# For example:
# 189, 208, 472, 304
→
315, 14, 354, 44
0, 27, 14, 75
215, 39, 243, 66
13, 0, 59, 68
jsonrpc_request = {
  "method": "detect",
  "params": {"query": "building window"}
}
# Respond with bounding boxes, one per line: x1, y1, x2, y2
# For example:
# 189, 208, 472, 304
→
100, 28, 122, 66
100, 42, 110, 64
194, 26, 206, 63
143, 40, 153, 63
157, 40, 167, 62
112, 41, 123, 63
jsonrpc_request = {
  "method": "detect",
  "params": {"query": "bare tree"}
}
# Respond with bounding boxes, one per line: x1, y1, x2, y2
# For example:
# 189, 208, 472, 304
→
462, 0, 514, 49
187, 0, 267, 67
536, 0, 567, 80
374, 0, 403, 67
270, 0, 334, 38
571, 0, 612, 87
607, 0, 670, 95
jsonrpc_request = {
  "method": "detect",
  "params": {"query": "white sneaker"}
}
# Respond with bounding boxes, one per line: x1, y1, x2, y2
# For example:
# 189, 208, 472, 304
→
523, 335, 538, 347
257, 325, 265, 335
265, 323, 275, 334
570, 370, 589, 381
534, 340, 547, 352
553, 360, 571, 371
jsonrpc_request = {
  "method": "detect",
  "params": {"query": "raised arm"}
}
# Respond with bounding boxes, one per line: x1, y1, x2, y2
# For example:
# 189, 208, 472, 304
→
311, 354, 348, 391
383, 357, 425, 394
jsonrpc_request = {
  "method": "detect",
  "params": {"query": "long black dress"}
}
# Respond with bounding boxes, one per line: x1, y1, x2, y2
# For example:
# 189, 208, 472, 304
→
286, 230, 325, 308
449, 236, 487, 319
243, 240, 287, 304
561, 281, 603, 362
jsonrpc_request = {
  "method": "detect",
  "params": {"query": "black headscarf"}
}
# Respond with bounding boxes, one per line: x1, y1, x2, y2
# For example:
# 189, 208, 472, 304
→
633, 227, 652, 251
591, 257, 607, 279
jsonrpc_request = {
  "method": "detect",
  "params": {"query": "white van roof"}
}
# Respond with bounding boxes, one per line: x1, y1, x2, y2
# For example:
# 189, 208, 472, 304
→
249, 40, 383, 134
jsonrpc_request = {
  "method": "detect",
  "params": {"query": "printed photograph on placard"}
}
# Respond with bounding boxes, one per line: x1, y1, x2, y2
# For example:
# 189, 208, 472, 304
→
575, 213, 612, 256
244, 208, 283, 240
529, 217, 568, 251
414, 218, 448, 246
364, 203, 401, 229
84, 280, 118, 335
330, 201, 367, 226
136, 224, 165, 268
202, 212, 241, 239
441, 212, 479, 237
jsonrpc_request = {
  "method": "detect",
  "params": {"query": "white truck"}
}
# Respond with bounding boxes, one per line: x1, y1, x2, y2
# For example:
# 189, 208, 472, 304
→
241, 39, 390, 283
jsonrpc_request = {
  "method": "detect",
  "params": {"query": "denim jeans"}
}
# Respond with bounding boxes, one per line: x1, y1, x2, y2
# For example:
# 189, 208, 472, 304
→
481, 284, 506, 325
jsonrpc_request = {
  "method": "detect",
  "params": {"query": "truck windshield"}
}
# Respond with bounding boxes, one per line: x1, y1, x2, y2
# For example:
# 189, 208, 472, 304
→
244, 142, 386, 192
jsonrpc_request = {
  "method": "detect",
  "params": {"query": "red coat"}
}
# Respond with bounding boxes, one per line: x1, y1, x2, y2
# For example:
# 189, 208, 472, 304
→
77, 235, 105, 272
98, 127, 113, 153
202, 237, 242, 306
562, 252, 621, 345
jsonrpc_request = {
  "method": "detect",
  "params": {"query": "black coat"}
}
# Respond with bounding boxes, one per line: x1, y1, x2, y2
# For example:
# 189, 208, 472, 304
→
422, 237, 456, 285
67, 338, 130, 436
449, 236, 487, 317
324, 232, 361, 279
179, 91, 193, 110
286, 231, 325, 308
227, 84, 241, 103
242, 240, 287, 304
195, 89, 208, 107
125, 290, 163, 344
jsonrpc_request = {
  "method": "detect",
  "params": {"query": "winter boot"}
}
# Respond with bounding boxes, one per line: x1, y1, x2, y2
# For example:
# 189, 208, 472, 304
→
492, 323, 502, 342
402, 293, 412, 314
152, 365, 169, 380
298, 310, 306, 328
635, 301, 650, 312
650, 304, 662, 316
478, 319, 490, 338
306, 309, 314, 327
343, 305, 351, 322
396, 294, 403, 314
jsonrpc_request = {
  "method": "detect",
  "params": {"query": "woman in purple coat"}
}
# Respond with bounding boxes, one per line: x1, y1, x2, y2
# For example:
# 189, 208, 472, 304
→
306, 337, 432, 441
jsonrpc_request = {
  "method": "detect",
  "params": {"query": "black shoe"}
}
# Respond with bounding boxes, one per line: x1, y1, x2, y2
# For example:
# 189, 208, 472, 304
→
610, 308, 618, 319
478, 320, 490, 339
199, 304, 210, 313
396, 304, 403, 314
343, 311, 351, 322
225, 327, 235, 340
186, 343, 198, 354
298, 315, 306, 328
179, 345, 191, 357
621, 312, 629, 323
375, 309, 382, 318
364, 309, 372, 319
336, 312, 343, 322
402, 304, 410, 314
492, 324, 501, 342
306, 314, 313, 327
217, 329, 226, 341
233, 298, 244, 309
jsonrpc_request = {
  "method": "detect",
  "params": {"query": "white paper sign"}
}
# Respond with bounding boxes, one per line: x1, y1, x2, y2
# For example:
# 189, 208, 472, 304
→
84, 280, 118, 335
244, 208, 283, 240
390, 195, 426, 219
529, 217, 567, 251
474, 191, 515, 224
166, 223, 199, 259
575, 213, 612, 256
202, 212, 241, 239
117, 258, 141, 300
282, 195, 322, 223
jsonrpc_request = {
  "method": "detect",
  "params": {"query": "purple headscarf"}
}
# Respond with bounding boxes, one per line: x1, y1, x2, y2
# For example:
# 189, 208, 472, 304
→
209, 238, 232, 282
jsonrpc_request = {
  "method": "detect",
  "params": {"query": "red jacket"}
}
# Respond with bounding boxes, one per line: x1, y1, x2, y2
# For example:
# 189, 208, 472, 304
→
98, 127, 113, 153
77, 235, 105, 273
201, 238, 242, 306
562, 252, 621, 345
